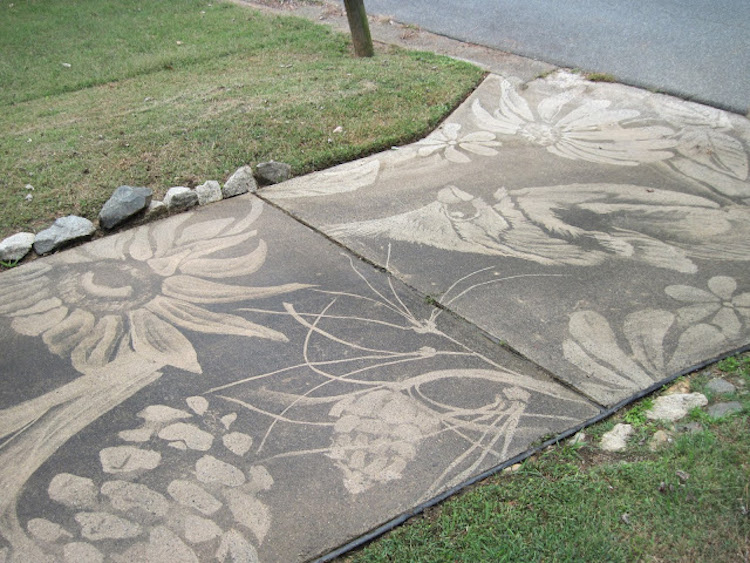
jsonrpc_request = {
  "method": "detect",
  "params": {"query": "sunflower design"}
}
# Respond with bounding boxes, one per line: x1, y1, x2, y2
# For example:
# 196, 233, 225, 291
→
472, 75, 676, 166
0, 199, 310, 558
0, 200, 308, 374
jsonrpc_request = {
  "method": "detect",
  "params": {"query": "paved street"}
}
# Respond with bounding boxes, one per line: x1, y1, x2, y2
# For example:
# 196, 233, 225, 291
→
360, 0, 750, 114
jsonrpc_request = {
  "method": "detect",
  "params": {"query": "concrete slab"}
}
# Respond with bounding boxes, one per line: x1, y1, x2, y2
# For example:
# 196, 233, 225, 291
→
0, 195, 597, 561
265, 71, 750, 407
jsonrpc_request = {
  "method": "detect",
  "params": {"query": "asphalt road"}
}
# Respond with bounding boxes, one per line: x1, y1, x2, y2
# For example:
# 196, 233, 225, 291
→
359, 0, 750, 115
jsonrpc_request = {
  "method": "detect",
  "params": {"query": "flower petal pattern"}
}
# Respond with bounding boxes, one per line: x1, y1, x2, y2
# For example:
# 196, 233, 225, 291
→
472, 75, 676, 166
129, 309, 202, 374
146, 296, 288, 342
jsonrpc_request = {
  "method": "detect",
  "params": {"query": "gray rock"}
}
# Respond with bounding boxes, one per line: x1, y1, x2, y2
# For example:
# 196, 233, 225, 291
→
256, 161, 292, 185
33, 216, 95, 255
646, 393, 708, 422
195, 180, 223, 206
99, 185, 153, 230
705, 378, 737, 395
0, 232, 35, 262
222, 165, 257, 198
600, 423, 633, 452
707, 401, 742, 418
163, 187, 198, 212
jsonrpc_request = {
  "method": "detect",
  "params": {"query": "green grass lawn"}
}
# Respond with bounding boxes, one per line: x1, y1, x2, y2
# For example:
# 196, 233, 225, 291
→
342, 353, 750, 562
0, 0, 483, 239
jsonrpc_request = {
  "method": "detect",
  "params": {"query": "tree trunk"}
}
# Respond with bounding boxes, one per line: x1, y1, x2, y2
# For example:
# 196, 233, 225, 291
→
343, 0, 374, 57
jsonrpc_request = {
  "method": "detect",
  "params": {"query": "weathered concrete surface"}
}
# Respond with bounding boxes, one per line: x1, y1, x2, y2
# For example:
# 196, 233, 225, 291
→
0, 195, 597, 562
2, 67, 749, 563
265, 71, 750, 407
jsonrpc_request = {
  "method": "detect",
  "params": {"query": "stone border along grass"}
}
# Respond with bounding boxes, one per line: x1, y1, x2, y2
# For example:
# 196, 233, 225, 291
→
0, 161, 290, 265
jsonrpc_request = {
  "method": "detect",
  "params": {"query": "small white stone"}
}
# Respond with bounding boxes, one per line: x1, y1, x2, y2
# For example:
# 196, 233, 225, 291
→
195, 181, 222, 206
222, 432, 253, 456
600, 423, 634, 452
196, 455, 245, 488
646, 393, 708, 422
27, 518, 72, 543
100, 446, 161, 474
0, 232, 35, 262
163, 187, 198, 211
48, 473, 98, 509
75, 512, 141, 541
222, 165, 257, 198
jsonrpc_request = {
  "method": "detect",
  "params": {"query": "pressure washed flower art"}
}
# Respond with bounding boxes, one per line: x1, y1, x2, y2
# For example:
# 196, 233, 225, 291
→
666, 276, 750, 338
328, 389, 442, 494
1, 206, 307, 374
415, 122, 501, 163
0, 200, 309, 562
472, 75, 677, 166
563, 276, 750, 401
647, 96, 750, 199
29, 396, 272, 563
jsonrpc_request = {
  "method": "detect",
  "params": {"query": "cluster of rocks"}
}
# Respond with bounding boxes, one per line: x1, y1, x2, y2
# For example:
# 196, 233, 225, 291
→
0, 161, 292, 263
596, 374, 744, 453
